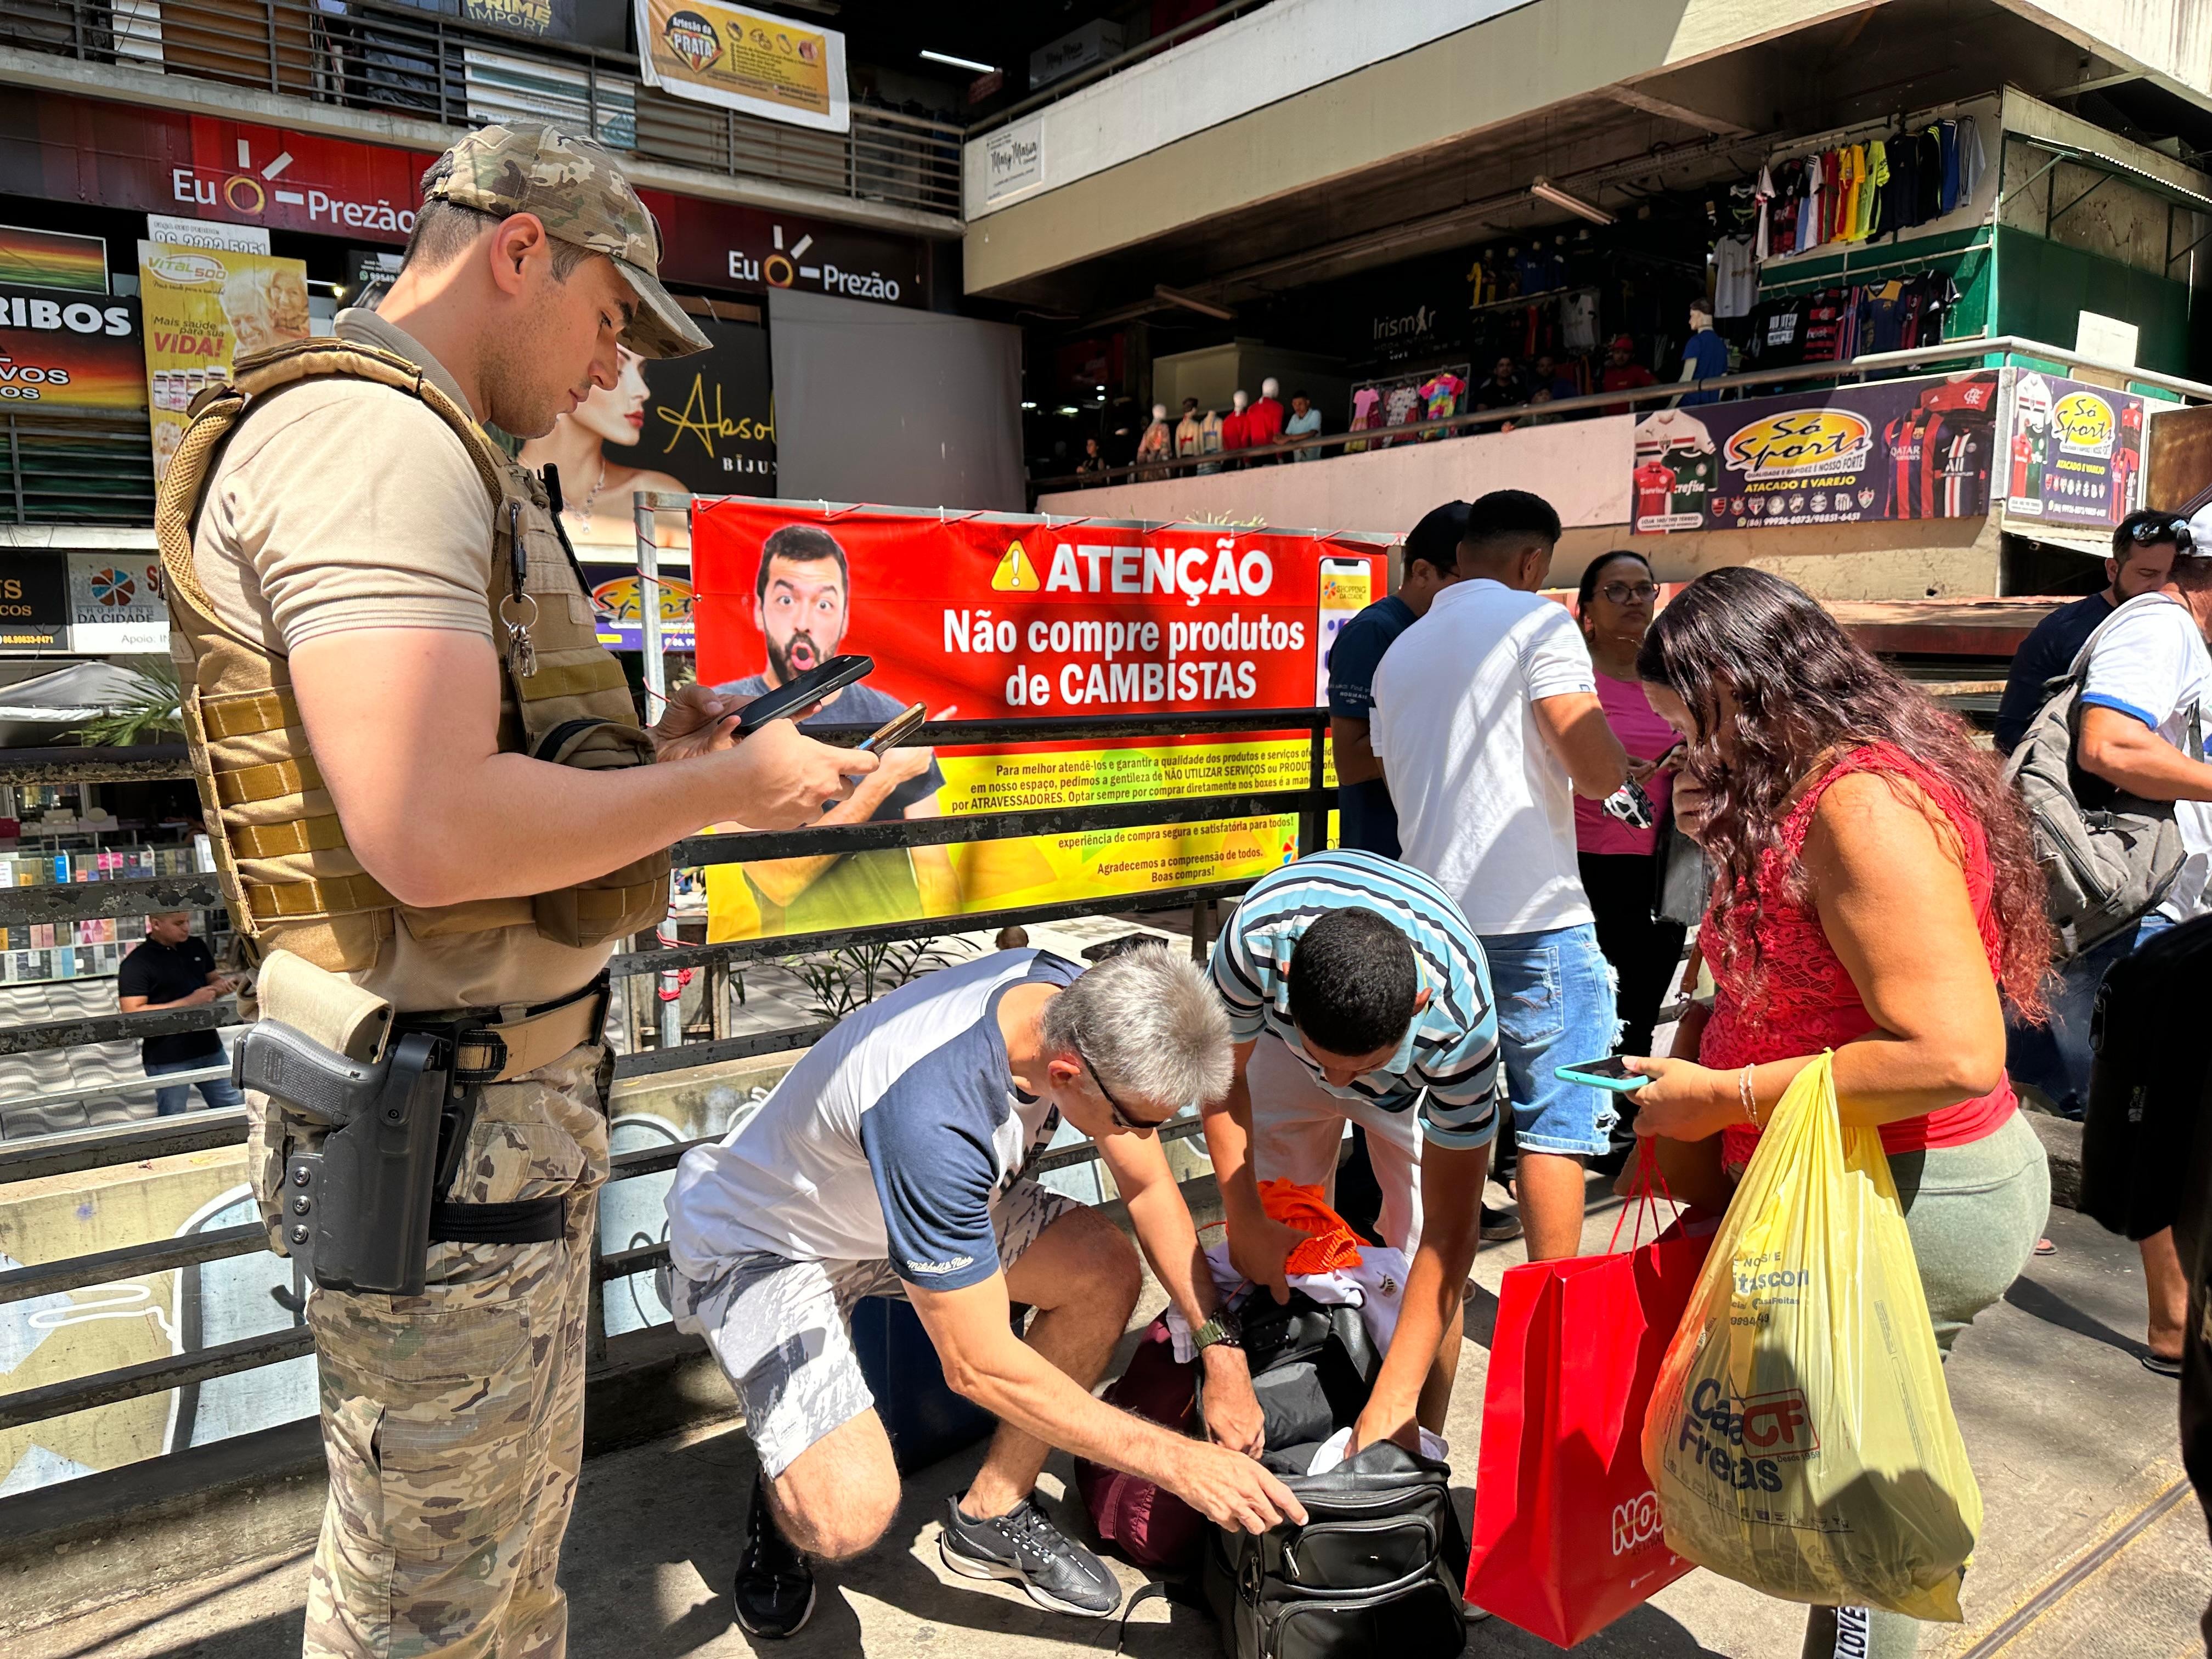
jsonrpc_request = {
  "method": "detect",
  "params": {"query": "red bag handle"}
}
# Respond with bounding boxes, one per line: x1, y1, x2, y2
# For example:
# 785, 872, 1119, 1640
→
1605, 1137, 1682, 1254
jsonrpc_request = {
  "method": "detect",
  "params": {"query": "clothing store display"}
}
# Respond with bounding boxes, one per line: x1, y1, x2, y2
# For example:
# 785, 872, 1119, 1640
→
1174, 411, 1203, 457
1134, 407, 1172, 480
1222, 403, 1253, 451
1248, 388, 1285, 449
1197, 409, 1225, 475
1562, 287, 1600, 352
1713, 236, 1756, 319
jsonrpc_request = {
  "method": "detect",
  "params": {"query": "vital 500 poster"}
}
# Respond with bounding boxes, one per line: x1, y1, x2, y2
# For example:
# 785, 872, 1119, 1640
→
691, 500, 1389, 941
1632, 370, 2000, 533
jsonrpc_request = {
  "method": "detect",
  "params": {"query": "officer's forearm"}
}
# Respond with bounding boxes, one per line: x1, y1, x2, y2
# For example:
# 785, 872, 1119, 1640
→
292, 629, 866, 909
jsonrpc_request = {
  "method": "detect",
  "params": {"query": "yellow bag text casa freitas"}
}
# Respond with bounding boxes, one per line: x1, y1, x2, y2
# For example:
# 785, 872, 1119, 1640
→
1640, 1052, 1982, 1621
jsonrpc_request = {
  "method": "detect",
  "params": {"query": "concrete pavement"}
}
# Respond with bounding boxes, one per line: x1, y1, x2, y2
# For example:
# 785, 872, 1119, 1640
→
13, 1185, 2208, 1658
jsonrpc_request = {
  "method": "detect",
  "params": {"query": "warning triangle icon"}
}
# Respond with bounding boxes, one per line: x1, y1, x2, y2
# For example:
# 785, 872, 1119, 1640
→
991, 540, 1041, 592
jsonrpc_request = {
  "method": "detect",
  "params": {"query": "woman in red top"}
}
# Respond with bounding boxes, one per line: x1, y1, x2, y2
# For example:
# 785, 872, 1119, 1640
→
1622, 568, 2051, 1659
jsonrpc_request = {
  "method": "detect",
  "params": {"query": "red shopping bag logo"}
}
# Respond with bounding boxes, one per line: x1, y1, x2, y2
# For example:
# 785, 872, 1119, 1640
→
1611, 1491, 1665, 1558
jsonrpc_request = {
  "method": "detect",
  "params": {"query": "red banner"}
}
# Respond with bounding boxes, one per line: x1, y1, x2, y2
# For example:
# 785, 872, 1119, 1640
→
688, 500, 1391, 941
692, 501, 1383, 714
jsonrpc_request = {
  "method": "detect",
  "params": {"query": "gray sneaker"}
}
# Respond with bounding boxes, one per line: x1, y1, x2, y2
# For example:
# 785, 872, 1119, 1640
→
939, 1494, 1121, 1618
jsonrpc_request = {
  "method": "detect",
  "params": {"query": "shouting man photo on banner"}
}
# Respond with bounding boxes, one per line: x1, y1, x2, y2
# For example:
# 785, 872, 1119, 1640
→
723, 522, 963, 927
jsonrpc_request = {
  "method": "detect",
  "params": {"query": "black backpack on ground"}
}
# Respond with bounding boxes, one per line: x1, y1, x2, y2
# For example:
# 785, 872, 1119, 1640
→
1195, 1291, 1468, 1659
2083, 913, 2212, 1240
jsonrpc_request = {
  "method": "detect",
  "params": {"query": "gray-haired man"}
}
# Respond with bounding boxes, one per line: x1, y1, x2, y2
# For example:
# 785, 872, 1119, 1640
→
664, 947, 1302, 1637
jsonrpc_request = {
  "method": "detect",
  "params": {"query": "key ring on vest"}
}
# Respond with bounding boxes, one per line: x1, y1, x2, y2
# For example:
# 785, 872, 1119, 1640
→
498, 591, 540, 632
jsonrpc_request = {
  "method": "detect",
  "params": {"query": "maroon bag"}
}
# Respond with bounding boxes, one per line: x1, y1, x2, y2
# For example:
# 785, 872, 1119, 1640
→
1074, 1313, 1207, 1570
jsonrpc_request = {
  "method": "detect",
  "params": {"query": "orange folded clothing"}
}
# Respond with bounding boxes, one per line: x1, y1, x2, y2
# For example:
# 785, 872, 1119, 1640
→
1257, 1178, 1365, 1275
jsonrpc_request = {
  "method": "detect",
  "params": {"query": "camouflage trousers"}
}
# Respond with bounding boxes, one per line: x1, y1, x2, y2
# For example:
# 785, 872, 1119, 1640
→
255, 1042, 610, 1659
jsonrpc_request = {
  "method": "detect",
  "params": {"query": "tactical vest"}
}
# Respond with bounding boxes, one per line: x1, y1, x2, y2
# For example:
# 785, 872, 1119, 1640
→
154, 337, 670, 976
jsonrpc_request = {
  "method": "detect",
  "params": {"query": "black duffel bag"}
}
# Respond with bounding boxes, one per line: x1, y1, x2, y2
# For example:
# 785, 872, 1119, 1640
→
1203, 1440, 1466, 1659
1193, 1290, 1466, 1659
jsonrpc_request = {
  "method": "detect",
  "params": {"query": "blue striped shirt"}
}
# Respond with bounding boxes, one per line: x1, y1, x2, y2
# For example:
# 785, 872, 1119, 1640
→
1210, 850, 1500, 1148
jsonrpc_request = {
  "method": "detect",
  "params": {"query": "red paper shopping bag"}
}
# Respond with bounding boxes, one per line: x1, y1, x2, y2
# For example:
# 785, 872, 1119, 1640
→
1464, 1189, 1713, 1647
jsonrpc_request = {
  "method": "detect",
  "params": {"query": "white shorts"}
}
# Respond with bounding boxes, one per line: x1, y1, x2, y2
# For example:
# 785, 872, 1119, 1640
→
668, 1179, 1077, 1478
1246, 1032, 1424, 1254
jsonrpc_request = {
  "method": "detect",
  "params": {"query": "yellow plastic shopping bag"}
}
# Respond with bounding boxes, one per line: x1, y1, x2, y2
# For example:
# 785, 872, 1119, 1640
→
1640, 1052, 1982, 1621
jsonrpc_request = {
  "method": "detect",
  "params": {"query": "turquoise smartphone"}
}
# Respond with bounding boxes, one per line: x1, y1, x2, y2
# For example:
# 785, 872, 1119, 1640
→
1553, 1057, 1650, 1093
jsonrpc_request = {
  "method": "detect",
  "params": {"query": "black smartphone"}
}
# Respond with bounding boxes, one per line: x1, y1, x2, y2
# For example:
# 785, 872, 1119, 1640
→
722, 654, 873, 736
855, 701, 928, 753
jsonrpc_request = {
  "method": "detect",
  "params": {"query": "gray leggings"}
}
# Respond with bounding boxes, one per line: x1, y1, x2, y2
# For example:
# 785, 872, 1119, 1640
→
1796, 1110, 2051, 1659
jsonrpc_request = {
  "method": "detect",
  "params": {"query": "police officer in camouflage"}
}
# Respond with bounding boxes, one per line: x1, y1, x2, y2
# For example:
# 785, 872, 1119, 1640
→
156, 125, 873, 1657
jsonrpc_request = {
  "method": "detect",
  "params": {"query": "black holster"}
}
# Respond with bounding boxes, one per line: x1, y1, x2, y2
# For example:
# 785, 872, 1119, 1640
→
235, 1019, 565, 1296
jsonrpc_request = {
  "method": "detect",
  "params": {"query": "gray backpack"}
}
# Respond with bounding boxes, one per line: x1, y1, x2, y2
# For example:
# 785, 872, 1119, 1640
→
2001, 595, 2202, 961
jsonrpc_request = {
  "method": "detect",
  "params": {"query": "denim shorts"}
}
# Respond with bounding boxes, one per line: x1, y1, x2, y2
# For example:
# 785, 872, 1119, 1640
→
1479, 922, 1620, 1157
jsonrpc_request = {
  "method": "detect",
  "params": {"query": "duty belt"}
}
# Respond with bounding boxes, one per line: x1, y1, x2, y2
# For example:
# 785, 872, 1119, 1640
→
400, 973, 611, 1248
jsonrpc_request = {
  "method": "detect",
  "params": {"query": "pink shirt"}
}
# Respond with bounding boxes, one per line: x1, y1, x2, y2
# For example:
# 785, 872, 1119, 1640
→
1574, 670, 1678, 856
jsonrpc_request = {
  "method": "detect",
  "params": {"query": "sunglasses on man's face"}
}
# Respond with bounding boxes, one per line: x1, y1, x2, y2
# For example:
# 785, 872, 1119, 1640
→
1074, 1040, 1173, 1131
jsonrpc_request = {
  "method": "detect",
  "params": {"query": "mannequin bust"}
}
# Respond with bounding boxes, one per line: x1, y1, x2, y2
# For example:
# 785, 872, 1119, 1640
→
1174, 396, 1203, 458
1248, 375, 1285, 453
1198, 404, 1226, 474
1222, 388, 1253, 452
1136, 400, 1172, 479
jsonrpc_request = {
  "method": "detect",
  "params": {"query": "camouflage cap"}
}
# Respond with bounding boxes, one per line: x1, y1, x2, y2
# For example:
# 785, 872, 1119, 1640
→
422, 123, 710, 358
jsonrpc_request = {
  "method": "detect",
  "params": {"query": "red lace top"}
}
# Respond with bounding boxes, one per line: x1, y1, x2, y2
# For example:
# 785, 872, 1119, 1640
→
1701, 742, 2018, 1168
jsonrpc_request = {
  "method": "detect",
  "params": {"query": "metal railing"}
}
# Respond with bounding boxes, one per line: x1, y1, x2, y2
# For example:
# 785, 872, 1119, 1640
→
0, 707, 1328, 1434
1030, 333, 2212, 493
1, 410, 156, 527
0, 0, 962, 219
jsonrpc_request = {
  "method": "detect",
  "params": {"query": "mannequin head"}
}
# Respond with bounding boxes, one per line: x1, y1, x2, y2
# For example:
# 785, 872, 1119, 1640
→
1152, 402, 1168, 422
1232, 390, 1249, 413
1261, 376, 1280, 400
1181, 397, 1199, 420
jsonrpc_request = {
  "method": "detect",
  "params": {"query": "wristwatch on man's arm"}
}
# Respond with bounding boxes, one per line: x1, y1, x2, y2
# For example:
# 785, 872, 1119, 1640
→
1190, 1309, 1243, 1353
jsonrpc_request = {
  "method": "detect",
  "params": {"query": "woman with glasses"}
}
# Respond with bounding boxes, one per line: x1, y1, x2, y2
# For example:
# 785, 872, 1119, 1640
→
1573, 551, 1685, 1071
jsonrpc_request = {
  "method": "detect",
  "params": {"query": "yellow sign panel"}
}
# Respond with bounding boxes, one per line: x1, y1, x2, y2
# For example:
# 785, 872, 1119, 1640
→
704, 736, 1314, 942
136, 241, 309, 486
635, 0, 850, 133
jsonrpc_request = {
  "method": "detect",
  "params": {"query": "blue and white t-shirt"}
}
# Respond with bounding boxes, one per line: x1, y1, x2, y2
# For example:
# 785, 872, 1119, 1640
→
2080, 592, 2212, 919
1210, 850, 1500, 1149
665, 950, 1080, 1290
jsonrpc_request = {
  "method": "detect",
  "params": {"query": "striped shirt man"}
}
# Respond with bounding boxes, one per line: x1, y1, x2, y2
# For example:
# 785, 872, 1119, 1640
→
1210, 849, 1500, 1149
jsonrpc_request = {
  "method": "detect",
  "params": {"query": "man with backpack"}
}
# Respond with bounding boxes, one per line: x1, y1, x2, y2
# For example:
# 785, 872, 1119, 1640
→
2010, 509, 2212, 1372
1993, 518, 2180, 754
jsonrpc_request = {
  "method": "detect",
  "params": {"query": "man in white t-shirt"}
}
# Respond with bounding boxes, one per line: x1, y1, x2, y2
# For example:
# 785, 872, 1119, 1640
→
2075, 517, 2212, 1375
1370, 490, 1629, 1260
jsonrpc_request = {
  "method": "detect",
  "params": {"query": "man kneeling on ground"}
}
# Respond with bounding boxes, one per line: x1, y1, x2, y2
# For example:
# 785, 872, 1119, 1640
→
664, 945, 1304, 1637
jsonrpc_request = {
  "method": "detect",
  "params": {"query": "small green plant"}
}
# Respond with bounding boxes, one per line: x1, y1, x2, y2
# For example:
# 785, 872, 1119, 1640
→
74, 657, 183, 747
778, 934, 977, 1022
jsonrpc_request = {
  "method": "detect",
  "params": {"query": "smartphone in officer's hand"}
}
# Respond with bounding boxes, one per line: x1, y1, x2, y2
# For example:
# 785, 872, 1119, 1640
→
720, 654, 873, 736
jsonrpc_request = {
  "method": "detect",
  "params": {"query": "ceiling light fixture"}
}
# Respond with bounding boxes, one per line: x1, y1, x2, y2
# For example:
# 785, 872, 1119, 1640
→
920, 49, 997, 74
1530, 177, 1615, 225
